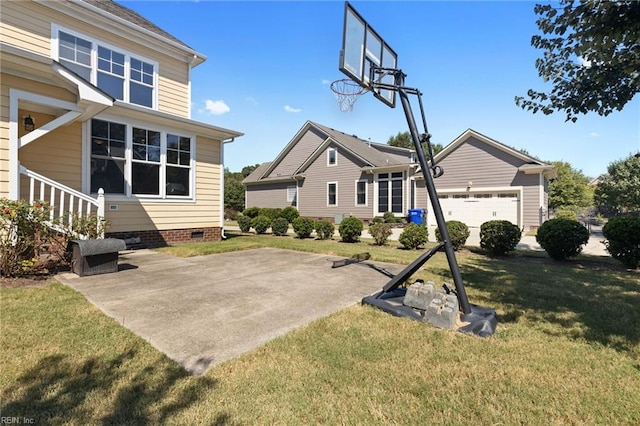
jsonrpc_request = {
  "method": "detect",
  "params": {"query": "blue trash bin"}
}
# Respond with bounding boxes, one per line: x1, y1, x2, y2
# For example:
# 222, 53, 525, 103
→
408, 208, 425, 225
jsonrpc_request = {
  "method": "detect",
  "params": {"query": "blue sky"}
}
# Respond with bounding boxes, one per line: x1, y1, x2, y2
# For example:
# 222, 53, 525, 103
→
121, 0, 639, 178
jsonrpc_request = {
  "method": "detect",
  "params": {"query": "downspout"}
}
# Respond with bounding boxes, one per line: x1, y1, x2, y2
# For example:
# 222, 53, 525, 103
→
220, 137, 236, 239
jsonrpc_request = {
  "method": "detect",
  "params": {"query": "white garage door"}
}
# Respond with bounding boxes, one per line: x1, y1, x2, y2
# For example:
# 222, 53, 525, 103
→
428, 192, 519, 227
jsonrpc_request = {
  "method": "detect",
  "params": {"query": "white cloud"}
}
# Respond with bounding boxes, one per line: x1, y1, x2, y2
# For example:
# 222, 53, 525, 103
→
284, 105, 302, 113
578, 56, 592, 68
590, 132, 599, 138
203, 99, 230, 115
246, 96, 258, 106
321, 79, 331, 86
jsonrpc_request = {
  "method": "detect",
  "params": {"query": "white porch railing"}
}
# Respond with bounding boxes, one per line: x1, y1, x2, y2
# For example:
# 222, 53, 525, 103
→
19, 165, 105, 238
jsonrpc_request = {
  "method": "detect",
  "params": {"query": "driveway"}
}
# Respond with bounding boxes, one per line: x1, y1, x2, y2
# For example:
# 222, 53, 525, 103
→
56, 248, 405, 375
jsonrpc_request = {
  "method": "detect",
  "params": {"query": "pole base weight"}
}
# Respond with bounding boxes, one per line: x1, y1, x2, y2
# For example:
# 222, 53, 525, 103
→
362, 288, 498, 337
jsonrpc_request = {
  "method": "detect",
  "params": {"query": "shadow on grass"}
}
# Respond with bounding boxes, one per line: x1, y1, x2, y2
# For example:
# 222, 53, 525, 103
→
452, 253, 640, 353
1, 349, 226, 425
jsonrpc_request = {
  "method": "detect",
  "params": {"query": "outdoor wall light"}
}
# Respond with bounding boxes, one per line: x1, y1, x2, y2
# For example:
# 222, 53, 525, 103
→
24, 115, 35, 132
467, 181, 473, 189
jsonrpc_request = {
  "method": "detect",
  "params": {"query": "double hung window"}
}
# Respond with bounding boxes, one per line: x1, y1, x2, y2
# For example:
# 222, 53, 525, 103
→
378, 172, 404, 213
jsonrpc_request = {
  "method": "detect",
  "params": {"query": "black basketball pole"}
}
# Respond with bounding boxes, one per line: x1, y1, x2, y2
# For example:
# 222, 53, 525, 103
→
393, 71, 472, 315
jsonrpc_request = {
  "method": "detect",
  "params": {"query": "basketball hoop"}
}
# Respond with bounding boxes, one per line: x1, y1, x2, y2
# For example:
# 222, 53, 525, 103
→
330, 79, 368, 112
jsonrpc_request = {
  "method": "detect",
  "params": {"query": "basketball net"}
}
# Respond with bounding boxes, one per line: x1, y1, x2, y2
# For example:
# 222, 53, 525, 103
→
330, 79, 368, 112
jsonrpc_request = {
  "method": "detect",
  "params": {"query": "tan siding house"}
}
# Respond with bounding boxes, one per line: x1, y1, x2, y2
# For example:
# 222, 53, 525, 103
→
1, 0, 242, 247
245, 124, 555, 230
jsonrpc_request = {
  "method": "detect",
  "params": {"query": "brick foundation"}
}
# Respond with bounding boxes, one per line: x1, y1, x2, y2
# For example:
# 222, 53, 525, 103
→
106, 227, 222, 248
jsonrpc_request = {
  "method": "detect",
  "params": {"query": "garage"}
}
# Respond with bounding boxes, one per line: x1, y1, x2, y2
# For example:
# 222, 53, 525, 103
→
427, 191, 520, 228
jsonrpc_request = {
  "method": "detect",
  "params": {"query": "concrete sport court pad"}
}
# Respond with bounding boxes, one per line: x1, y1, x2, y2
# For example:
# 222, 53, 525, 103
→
57, 248, 405, 375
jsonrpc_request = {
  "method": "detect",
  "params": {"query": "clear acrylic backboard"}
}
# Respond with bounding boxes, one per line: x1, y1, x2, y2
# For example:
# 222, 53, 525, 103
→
339, 2, 397, 108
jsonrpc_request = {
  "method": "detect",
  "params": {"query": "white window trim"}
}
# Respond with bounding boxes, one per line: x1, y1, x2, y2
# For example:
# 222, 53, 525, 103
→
375, 172, 404, 215
83, 114, 196, 202
327, 181, 338, 206
51, 24, 159, 110
327, 147, 337, 167
355, 179, 368, 206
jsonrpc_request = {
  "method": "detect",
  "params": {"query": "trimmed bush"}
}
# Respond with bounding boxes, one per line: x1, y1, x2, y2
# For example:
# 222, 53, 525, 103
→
603, 216, 640, 269
382, 211, 402, 224
242, 206, 260, 219
435, 220, 470, 251
280, 206, 300, 223
259, 207, 282, 221
271, 217, 290, 236
292, 217, 315, 239
251, 215, 271, 234
371, 216, 385, 224
237, 215, 252, 233
369, 222, 392, 246
314, 219, 335, 240
536, 218, 589, 260
339, 217, 364, 243
398, 223, 428, 250
480, 220, 521, 255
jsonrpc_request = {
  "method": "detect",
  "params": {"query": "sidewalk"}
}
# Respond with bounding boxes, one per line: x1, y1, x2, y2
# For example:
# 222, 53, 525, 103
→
224, 224, 608, 256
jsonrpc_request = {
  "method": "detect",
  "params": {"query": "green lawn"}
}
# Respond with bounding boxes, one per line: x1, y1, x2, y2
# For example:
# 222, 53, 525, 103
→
2, 232, 639, 424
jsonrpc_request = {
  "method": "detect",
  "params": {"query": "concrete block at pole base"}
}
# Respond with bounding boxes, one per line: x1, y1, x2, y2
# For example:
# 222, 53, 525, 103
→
403, 280, 436, 310
424, 292, 459, 330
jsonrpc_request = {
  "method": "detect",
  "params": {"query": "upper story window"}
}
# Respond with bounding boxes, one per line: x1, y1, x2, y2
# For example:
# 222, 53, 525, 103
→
327, 147, 337, 166
54, 25, 157, 109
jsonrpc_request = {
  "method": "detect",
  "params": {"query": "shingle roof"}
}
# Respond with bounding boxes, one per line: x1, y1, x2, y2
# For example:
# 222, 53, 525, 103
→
310, 122, 410, 167
82, 0, 193, 50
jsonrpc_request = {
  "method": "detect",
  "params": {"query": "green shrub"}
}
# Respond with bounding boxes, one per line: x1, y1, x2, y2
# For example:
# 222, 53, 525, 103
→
224, 208, 240, 221
251, 215, 271, 234
1, 199, 50, 277
259, 207, 282, 221
242, 206, 260, 219
435, 220, 470, 251
292, 217, 315, 239
398, 223, 428, 250
237, 215, 252, 233
602, 216, 640, 269
280, 206, 300, 223
382, 211, 402, 224
536, 218, 589, 260
271, 217, 290, 236
480, 220, 521, 255
369, 222, 392, 246
371, 216, 384, 224
339, 217, 364, 243
314, 219, 335, 240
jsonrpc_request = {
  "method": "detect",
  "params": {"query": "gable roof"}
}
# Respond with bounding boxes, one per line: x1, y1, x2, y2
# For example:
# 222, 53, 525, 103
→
432, 129, 557, 179
245, 121, 413, 183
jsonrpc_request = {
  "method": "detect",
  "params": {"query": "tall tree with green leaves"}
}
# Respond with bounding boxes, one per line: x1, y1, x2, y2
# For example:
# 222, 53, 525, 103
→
387, 131, 443, 156
594, 153, 640, 212
548, 161, 592, 209
224, 168, 245, 212
516, 0, 640, 122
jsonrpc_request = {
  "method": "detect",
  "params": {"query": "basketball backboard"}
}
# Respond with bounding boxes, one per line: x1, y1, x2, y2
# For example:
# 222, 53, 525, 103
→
339, 2, 397, 108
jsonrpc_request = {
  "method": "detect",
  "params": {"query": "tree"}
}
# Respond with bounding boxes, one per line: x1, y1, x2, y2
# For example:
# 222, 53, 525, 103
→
387, 131, 443, 156
548, 161, 592, 209
224, 168, 245, 212
241, 163, 261, 178
515, 0, 640, 122
594, 153, 640, 212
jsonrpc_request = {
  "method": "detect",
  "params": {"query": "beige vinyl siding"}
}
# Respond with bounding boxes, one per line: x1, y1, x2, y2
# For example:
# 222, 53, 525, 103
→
245, 182, 295, 208
269, 127, 326, 177
298, 143, 373, 219
104, 136, 221, 233
1, 1, 190, 117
